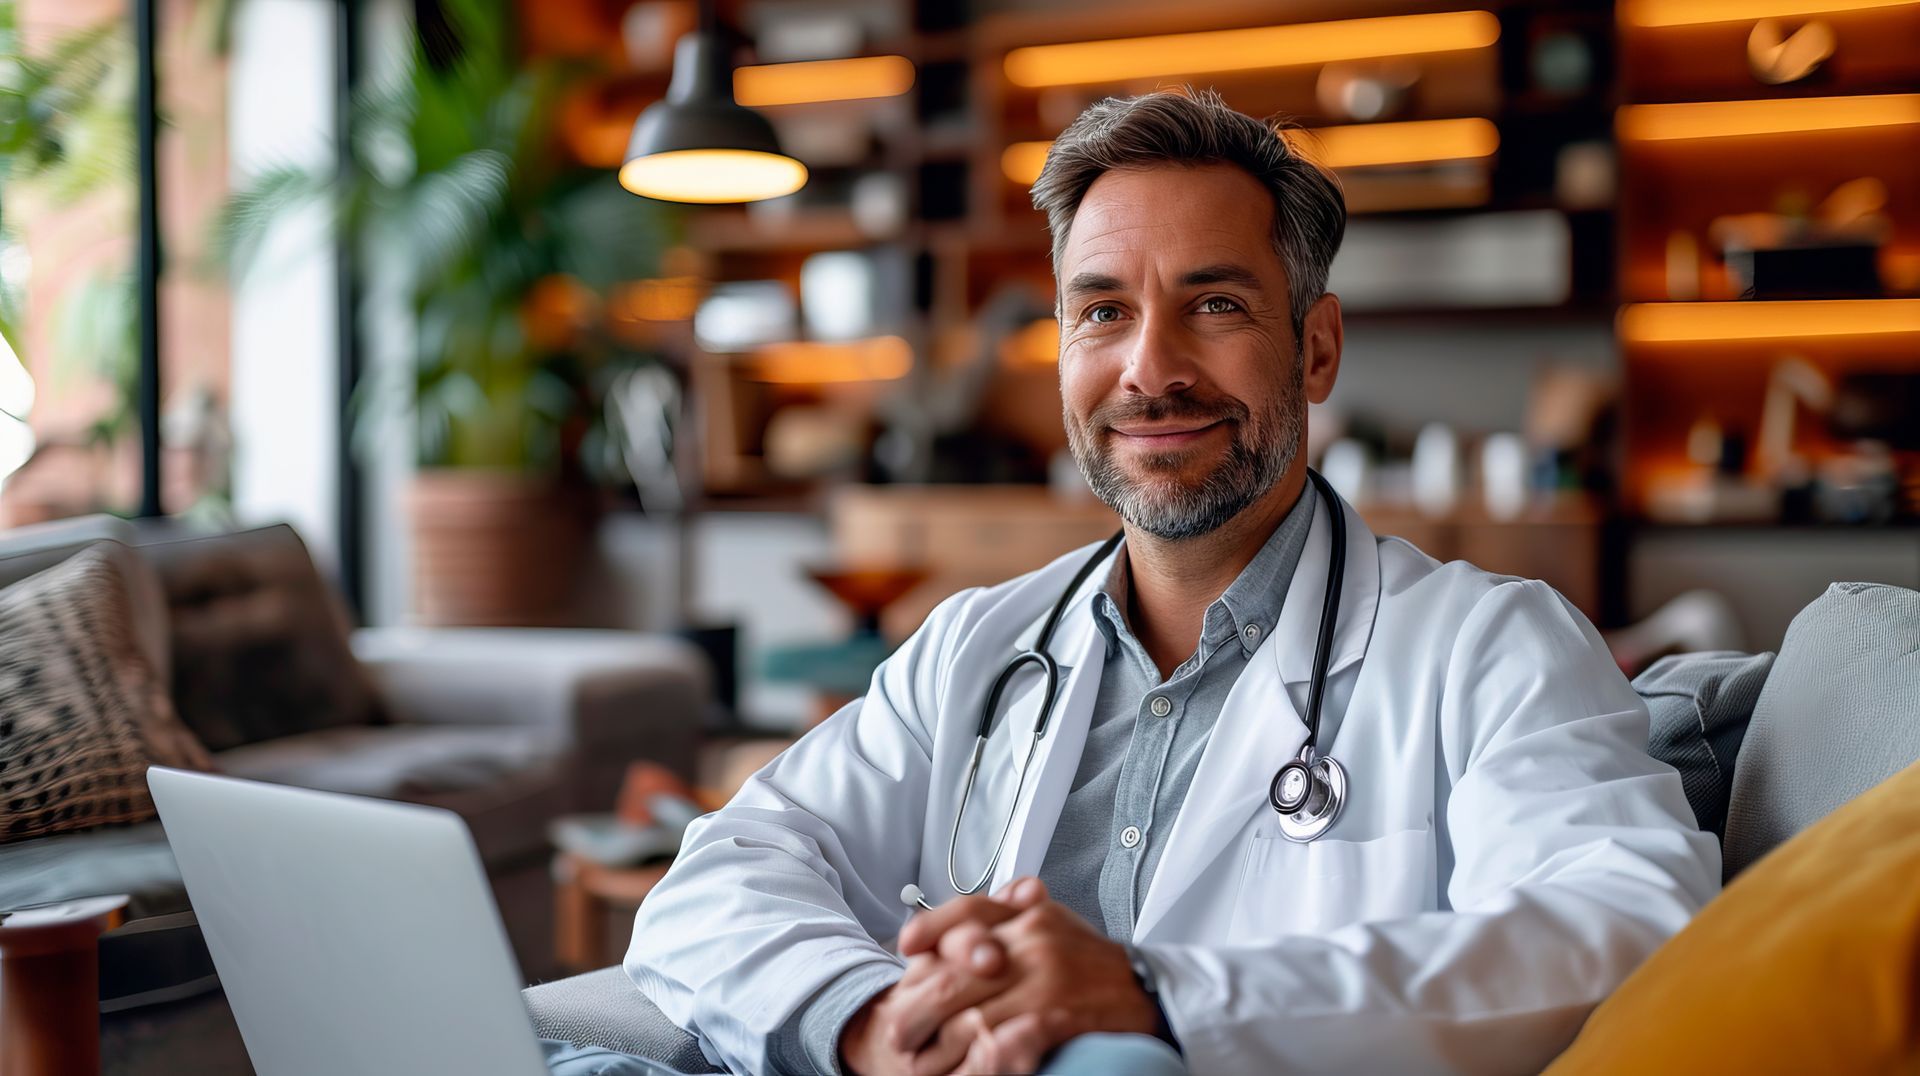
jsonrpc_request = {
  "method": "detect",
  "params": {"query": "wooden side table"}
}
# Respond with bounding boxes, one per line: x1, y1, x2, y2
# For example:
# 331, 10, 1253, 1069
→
552, 853, 671, 974
0, 894, 128, 1076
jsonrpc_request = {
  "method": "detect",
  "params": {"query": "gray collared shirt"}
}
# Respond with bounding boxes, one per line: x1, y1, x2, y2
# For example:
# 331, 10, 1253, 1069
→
1037, 489, 1315, 941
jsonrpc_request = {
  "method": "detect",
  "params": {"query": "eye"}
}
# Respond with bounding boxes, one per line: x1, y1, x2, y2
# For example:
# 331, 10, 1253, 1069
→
1198, 296, 1244, 315
1086, 304, 1123, 324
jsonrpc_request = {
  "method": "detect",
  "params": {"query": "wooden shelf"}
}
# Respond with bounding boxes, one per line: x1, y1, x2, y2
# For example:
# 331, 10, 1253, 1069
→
1620, 2, 1920, 105
1343, 301, 1616, 325
688, 212, 892, 253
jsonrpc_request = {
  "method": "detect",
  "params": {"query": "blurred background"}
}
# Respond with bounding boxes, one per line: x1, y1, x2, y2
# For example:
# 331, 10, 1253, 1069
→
3, 3, 1920, 1063
2, 0, 1917, 726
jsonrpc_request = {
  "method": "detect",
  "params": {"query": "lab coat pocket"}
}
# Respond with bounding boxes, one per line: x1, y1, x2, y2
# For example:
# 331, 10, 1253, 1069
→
1231, 828, 1432, 941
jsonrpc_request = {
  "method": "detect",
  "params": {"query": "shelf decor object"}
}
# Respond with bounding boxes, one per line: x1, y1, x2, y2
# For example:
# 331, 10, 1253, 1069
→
620, 3, 808, 204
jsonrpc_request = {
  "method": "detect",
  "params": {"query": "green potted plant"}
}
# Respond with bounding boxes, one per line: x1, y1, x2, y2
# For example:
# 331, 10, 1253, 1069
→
224, 0, 679, 623
0, 9, 140, 516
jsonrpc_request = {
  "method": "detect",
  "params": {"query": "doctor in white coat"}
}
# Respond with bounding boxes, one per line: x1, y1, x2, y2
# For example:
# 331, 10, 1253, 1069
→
622, 90, 1720, 1076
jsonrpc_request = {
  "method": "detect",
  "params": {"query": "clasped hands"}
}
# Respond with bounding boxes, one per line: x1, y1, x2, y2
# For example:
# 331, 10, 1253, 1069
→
839, 878, 1159, 1076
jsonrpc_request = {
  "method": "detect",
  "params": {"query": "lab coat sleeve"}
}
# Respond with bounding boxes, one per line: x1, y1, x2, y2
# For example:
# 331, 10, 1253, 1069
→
1143, 579, 1722, 1075
624, 591, 971, 1076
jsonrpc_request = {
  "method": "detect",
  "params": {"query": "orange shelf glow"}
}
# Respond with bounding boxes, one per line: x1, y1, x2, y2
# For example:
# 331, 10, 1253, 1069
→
1001, 142, 1052, 186
734, 55, 915, 108
1287, 118, 1499, 169
1001, 319, 1062, 367
745, 337, 914, 383
1001, 11, 1500, 88
612, 277, 703, 323
1622, 0, 1918, 28
1618, 300, 1920, 343
1002, 118, 1498, 186
1617, 94, 1920, 141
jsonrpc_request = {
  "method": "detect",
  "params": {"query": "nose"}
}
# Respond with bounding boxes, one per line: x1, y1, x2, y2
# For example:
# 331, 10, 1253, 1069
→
1118, 308, 1200, 398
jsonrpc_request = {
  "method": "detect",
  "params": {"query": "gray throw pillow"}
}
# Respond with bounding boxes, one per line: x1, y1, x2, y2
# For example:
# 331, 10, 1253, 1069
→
1634, 650, 1775, 843
0, 545, 214, 843
1722, 582, 1920, 878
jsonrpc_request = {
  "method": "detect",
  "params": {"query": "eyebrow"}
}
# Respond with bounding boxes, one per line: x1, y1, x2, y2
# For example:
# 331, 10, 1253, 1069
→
1062, 271, 1125, 303
1061, 263, 1267, 303
1179, 263, 1264, 290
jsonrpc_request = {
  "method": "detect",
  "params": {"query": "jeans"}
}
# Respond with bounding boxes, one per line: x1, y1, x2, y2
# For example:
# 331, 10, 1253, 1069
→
539, 1032, 1187, 1075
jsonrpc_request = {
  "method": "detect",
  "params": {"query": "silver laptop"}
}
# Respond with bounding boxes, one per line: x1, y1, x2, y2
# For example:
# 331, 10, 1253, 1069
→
148, 766, 550, 1076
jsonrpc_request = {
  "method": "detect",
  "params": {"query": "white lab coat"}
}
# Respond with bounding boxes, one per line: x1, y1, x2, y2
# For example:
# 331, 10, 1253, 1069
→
627, 496, 1721, 1075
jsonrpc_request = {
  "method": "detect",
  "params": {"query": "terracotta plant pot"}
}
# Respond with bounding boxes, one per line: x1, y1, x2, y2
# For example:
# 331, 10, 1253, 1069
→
407, 470, 584, 626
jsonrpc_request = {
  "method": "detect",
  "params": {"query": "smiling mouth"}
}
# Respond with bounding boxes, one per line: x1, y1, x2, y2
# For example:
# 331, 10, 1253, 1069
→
1109, 421, 1225, 446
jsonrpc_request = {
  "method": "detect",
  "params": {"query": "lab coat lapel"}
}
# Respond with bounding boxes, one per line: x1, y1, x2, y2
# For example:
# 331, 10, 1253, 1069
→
1134, 496, 1382, 938
987, 554, 1115, 893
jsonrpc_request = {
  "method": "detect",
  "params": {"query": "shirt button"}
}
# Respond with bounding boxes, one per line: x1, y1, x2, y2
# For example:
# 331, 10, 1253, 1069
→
1120, 825, 1142, 848
1243, 622, 1262, 645
1149, 696, 1172, 718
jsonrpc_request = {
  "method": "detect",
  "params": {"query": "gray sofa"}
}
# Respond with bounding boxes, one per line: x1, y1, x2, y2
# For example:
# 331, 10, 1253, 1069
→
522, 579, 1920, 1071
0, 515, 711, 1075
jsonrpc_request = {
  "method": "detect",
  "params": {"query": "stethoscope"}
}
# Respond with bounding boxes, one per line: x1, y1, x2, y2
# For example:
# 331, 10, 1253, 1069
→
945, 468, 1351, 899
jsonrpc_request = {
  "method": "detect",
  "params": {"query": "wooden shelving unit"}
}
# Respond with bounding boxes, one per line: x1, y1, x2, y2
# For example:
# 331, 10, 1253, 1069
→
659, 1, 1628, 497
1613, 1, 1920, 522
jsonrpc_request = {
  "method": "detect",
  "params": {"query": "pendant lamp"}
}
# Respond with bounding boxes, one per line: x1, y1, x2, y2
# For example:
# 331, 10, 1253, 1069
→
619, 9, 808, 204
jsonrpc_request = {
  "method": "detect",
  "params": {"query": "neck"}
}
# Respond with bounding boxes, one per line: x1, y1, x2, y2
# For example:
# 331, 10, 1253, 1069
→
1123, 466, 1309, 679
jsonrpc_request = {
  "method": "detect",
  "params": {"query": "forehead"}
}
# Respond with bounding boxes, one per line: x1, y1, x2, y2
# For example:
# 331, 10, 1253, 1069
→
1058, 162, 1281, 281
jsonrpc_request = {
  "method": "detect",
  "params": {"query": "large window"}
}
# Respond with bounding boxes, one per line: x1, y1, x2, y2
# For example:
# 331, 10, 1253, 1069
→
0, 0, 232, 526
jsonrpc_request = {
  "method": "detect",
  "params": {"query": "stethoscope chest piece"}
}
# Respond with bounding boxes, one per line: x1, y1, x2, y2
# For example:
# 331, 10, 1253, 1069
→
1269, 752, 1347, 843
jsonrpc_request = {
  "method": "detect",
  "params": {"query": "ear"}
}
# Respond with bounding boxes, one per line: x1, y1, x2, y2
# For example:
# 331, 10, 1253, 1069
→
1300, 292, 1343, 405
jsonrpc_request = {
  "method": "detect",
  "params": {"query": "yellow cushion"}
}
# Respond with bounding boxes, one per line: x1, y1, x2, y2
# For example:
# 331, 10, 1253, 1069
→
1547, 757, 1920, 1074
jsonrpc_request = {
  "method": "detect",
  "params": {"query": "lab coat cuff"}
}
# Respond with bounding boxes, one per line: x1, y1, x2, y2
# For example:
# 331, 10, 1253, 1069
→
798, 960, 905, 1076
1126, 944, 1183, 1055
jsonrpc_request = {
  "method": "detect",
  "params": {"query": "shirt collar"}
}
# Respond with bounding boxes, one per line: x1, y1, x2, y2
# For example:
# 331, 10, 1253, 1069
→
1215, 487, 1316, 654
1087, 486, 1317, 662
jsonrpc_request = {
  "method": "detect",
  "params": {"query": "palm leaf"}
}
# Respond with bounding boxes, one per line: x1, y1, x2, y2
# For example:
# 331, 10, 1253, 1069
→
207, 162, 335, 274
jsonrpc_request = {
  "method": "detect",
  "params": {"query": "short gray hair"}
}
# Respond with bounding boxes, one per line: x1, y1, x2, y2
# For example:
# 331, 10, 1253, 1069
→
1031, 89, 1347, 332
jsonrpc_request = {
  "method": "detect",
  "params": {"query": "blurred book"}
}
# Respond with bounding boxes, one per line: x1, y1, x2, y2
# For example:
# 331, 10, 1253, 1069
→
549, 814, 681, 868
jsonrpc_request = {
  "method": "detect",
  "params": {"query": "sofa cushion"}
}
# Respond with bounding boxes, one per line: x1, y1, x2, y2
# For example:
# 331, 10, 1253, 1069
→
0, 821, 218, 1010
525, 966, 716, 1072
1722, 582, 1920, 877
0, 545, 213, 842
215, 725, 569, 866
1633, 650, 1774, 842
1545, 754, 1920, 1074
137, 524, 386, 751
0, 819, 190, 918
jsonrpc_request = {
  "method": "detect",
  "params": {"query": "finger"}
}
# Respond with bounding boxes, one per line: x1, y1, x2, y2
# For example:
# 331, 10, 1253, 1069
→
1000, 876, 1050, 911
888, 963, 1010, 1054
978, 1011, 1051, 1075
898, 952, 944, 987
948, 1009, 1003, 1076
970, 991, 1082, 1053
900, 894, 1021, 957
937, 919, 1008, 977
908, 1010, 979, 1076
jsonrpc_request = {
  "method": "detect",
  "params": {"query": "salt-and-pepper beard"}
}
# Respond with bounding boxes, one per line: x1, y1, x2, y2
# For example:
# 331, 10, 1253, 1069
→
1065, 354, 1302, 542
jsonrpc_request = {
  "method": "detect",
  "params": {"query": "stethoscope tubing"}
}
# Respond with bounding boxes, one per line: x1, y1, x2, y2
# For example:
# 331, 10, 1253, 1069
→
949, 532, 1119, 895
947, 471, 1347, 895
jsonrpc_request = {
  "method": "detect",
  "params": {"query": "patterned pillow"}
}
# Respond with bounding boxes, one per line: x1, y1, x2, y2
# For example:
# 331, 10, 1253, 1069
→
0, 543, 213, 843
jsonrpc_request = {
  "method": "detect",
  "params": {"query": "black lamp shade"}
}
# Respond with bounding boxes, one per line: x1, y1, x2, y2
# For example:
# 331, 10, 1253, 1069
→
620, 33, 808, 203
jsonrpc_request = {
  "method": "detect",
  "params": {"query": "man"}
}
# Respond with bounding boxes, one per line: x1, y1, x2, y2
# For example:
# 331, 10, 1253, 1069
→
603, 91, 1719, 1075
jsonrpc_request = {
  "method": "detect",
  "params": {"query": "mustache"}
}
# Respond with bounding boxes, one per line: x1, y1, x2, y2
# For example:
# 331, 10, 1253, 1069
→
1089, 393, 1250, 430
